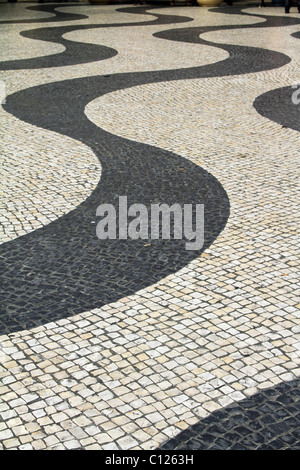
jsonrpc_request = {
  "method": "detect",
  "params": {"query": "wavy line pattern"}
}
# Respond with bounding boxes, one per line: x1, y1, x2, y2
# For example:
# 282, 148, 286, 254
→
0, 7, 193, 70
160, 378, 300, 450
2, 5, 299, 335
0, 3, 89, 24
0, 3, 299, 451
1, 76, 229, 334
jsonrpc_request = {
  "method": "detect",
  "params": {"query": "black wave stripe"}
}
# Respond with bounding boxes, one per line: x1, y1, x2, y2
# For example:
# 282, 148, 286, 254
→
254, 85, 300, 132
291, 30, 300, 39
0, 27, 118, 70
0, 7, 297, 335
1, 5, 298, 71
1, 74, 229, 335
0, 7, 193, 70
0, 3, 90, 24
153, 5, 300, 72
159, 378, 300, 450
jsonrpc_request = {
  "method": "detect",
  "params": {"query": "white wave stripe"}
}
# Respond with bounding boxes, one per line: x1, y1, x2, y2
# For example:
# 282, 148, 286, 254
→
0, 108, 101, 243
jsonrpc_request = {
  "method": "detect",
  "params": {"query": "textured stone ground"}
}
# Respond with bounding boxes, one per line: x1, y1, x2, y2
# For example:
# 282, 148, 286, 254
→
0, 2, 299, 450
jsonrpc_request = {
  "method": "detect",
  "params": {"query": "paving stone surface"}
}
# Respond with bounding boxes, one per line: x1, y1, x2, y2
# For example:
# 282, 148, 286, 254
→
0, 1, 299, 450
160, 378, 300, 449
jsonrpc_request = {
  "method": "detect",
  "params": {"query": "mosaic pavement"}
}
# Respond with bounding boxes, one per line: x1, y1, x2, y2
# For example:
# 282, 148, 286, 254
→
0, 2, 299, 450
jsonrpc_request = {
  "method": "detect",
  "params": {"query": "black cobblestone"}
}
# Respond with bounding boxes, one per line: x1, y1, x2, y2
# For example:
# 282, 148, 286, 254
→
160, 379, 300, 450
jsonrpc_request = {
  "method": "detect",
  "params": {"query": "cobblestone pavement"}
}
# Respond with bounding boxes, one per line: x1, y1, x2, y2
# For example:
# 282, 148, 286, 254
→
0, 2, 299, 450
